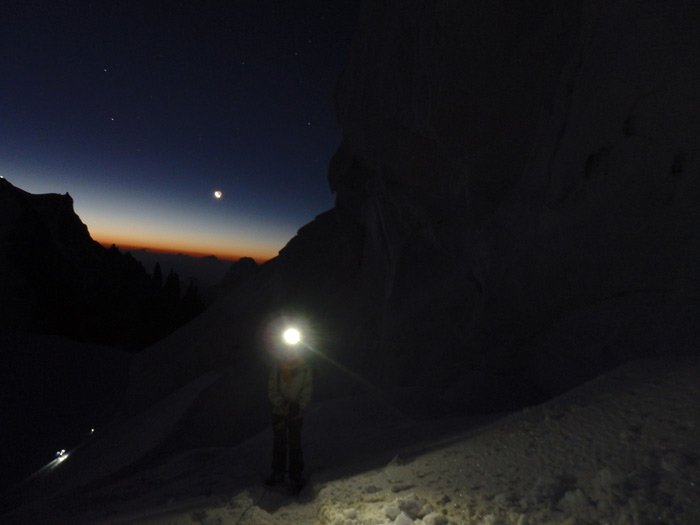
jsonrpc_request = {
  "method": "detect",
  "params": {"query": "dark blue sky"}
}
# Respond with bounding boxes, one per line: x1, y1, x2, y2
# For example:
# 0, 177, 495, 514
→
0, 1, 358, 260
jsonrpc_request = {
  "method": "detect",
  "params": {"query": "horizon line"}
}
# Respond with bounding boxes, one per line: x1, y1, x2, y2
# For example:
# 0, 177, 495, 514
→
95, 240, 273, 264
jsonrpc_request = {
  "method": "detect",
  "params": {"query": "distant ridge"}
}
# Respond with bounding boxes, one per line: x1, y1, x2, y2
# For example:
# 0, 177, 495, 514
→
0, 178, 204, 346
125, 248, 232, 298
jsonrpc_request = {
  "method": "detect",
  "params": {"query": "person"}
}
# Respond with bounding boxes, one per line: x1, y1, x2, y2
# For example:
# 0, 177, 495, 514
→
265, 344, 312, 494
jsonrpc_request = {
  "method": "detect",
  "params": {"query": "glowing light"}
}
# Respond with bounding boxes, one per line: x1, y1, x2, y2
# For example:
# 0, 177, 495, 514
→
90, 428, 95, 434
283, 327, 301, 346
54, 449, 69, 464
213, 190, 223, 199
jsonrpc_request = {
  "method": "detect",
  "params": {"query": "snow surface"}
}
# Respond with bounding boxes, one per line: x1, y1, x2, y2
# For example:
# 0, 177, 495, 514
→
5, 356, 698, 524
0, 330, 131, 493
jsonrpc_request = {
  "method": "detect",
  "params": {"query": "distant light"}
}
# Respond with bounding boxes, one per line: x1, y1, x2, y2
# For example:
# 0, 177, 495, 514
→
283, 327, 301, 346
90, 428, 95, 434
214, 190, 223, 200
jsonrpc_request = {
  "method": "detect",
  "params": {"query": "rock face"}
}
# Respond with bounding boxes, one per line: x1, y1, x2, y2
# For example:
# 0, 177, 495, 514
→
123, 0, 700, 442
326, 0, 700, 395
0, 178, 103, 331
0, 178, 203, 345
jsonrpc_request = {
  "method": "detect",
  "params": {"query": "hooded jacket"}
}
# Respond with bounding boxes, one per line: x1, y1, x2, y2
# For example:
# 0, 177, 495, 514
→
268, 359, 313, 416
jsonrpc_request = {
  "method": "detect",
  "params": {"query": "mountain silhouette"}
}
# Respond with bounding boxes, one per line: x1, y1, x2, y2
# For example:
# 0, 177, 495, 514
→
0, 178, 204, 346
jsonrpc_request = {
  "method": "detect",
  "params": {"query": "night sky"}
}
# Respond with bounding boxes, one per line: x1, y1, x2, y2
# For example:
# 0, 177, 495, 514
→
0, 1, 359, 261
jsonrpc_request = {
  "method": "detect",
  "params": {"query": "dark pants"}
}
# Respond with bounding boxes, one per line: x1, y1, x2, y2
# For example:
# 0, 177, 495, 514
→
271, 414, 304, 481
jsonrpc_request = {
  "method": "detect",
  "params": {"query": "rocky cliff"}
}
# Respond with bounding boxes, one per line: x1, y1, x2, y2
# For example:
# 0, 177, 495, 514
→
0, 178, 203, 345
326, 0, 700, 395
0, 178, 103, 332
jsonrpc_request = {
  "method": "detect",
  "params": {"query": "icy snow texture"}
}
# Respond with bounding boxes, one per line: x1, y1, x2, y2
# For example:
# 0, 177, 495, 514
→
6, 356, 698, 523
307, 358, 700, 525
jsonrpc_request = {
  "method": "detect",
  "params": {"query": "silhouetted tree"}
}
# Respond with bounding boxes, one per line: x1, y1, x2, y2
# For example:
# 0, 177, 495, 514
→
181, 280, 206, 322
163, 268, 181, 302
153, 262, 163, 289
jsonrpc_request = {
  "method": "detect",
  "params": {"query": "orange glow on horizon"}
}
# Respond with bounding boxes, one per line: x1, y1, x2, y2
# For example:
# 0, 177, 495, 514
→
94, 236, 275, 263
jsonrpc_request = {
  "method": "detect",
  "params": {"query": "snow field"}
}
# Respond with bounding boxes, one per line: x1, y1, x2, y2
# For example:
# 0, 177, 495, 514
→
119, 357, 700, 525
7, 357, 698, 524
310, 358, 700, 525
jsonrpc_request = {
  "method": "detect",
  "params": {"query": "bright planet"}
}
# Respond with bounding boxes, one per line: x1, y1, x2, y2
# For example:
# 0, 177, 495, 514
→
213, 190, 223, 199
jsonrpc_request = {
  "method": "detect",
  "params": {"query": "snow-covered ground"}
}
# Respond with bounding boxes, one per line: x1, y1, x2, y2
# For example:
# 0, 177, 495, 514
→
0, 330, 131, 495
5, 355, 698, 524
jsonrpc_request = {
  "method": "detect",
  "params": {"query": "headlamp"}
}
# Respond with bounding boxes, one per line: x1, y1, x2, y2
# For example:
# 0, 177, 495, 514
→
282, 327, 301, 346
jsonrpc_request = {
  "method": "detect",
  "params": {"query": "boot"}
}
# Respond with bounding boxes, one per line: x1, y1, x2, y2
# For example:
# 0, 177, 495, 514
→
264, 471, 285, 486
288, 475, 305, 495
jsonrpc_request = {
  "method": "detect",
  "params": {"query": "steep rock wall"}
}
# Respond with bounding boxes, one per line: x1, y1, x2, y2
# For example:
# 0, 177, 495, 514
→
328, 0, 583, 387
330, 0, 700, 393
479, 0, 700, 391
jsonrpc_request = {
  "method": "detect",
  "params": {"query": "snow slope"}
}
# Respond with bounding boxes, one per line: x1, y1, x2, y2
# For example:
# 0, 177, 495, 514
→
0, 330, 131, 494
7, 356, 698, 524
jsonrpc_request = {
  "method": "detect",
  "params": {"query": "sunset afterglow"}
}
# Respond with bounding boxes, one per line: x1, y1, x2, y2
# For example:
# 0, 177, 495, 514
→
0, 1, 354, 262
